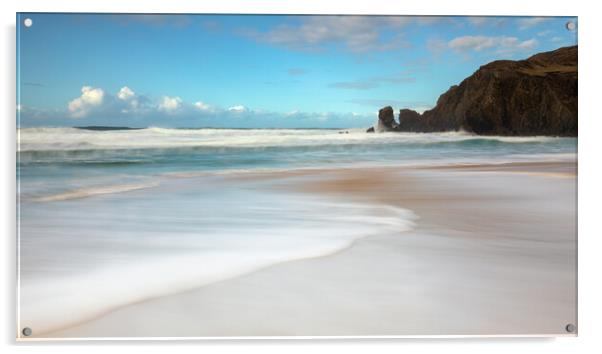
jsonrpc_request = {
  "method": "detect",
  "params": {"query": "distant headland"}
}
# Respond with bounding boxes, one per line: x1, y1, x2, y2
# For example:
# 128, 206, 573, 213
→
368, 46, 577, 136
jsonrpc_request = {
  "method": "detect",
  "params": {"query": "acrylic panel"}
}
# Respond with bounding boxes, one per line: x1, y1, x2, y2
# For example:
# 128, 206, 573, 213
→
16, 13, 578, 339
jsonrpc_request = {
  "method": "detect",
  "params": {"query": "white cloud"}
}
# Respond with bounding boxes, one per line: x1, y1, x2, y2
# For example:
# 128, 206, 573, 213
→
448, 35, 537, 54
193, 101, 212, 111
26, 87, 381, 127
517, 17, 549, 30
68, 86, 105, 118
228, 105, 248, 113
158, 96, 182, 114
537, 30, 553, 37
56, 85, 377, 128
448, 36, 496, 52
468, 17, 507, 28
117, 86, 135, 101
513, 38, 538, 50
116, 86, 140, 113
246, 16, 411, 53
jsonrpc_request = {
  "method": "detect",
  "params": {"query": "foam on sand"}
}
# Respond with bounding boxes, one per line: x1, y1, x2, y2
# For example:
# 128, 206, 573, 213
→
19, 177, 416, 336
32, 182, 159, 202
44, 162, 577, 337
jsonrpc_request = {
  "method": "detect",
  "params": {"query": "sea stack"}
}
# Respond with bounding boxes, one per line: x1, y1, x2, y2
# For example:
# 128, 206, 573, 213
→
375, 106, 399, 132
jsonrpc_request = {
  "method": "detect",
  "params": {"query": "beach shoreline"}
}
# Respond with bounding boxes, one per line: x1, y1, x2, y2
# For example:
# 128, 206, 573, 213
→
35, 160, 577, 338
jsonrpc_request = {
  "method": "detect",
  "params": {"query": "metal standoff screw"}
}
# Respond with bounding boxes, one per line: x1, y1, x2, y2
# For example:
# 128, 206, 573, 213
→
565, 21, 576, 31
22, 327, 32, 336
565, 323, 576, 333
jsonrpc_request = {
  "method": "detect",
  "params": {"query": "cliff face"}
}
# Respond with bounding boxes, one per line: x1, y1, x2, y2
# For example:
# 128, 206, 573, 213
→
381, 46, 577, 136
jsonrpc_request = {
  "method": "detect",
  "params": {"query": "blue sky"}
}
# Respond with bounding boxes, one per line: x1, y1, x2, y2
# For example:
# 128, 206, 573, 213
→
17, 14, 577, 128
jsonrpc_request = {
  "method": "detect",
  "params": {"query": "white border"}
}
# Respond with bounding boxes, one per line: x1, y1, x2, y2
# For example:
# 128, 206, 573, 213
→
3, 0, 602, 352
17, 334, 578, 342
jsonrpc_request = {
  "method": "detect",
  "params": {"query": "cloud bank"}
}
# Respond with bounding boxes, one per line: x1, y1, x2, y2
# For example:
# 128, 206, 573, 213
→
20, 85, 377, 129
244, 16, 412, 53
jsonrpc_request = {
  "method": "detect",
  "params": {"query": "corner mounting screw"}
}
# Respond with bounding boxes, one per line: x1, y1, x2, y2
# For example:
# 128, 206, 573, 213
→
22, 327, 32, 336
565, 21, 576, 31
565, 323, 576, 333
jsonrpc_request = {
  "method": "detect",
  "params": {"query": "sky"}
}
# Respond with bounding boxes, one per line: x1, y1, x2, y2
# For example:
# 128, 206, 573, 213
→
17, 14, 577, 128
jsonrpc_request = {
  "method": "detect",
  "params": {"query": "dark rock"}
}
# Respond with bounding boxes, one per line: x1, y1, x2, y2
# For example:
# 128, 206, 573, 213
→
398, 109, 423, 132
394, 46, 577, 136
366, 127, 375, 133
376, 106, 399, 132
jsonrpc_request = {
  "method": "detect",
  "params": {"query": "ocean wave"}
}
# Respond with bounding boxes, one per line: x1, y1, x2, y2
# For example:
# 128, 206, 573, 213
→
17, 127, 572, 152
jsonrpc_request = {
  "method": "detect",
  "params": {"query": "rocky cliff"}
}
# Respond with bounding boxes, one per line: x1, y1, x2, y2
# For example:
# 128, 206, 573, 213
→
368, 46, 577, 136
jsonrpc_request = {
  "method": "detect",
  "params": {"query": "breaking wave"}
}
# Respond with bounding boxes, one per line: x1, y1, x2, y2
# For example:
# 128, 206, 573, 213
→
18, 127, 570, 152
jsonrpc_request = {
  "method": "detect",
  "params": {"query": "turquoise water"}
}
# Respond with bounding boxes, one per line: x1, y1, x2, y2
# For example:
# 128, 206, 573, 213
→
18, 127, 576, 199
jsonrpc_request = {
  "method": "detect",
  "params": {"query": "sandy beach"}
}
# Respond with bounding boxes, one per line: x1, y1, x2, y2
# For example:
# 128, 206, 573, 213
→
40, 160, 577, 338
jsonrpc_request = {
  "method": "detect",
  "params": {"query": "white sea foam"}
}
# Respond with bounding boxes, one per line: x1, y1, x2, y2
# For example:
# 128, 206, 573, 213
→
19, 180, 417, 335
32, 182, 159, 202
17, 127, 568, 152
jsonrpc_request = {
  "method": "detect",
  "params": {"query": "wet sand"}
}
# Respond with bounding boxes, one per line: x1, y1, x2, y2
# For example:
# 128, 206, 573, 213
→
45, 161, 577, 338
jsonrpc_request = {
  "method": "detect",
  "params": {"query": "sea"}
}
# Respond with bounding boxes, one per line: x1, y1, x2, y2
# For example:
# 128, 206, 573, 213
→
16, 127, 577, 334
